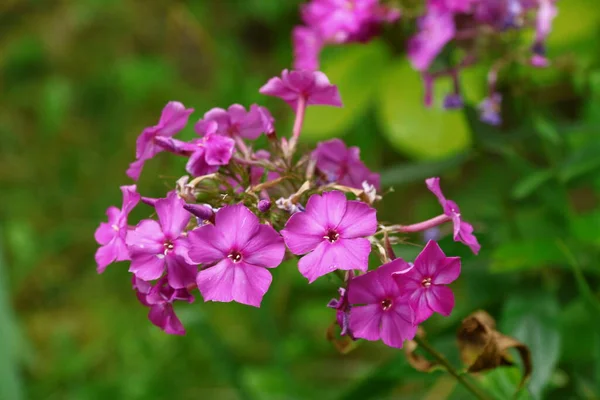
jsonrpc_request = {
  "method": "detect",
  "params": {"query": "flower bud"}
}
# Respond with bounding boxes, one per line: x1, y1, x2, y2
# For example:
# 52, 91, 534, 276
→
258, 199, 272, 213
183, 203, 215, 222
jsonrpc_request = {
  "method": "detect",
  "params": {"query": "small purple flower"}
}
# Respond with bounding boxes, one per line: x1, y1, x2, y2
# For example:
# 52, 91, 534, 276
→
194, 104, 274, 140
188, 204, 285, 307
126, 102, 194, 181
393, 240, 460, 324
347, 258, 416, 348
259, 69, 343, 110
133, 276, 194, 335
408, 10, 455, 71
426, 177, 481, 254
443, 93, 464, 110
94, 185, 140, 273
478, 93, 502, 126
186, 133, 235, 177
293, 26, 323, 71
312, 139, 380, 190
281, 191, 377, 283
126, 191, 197, 289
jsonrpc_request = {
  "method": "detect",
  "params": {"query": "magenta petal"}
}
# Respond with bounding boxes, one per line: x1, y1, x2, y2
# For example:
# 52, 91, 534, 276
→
165, 254, 197, 289
196, 259, 272, 307
214, 204, 260, 250
95, 222, 116, 246
148, 303, 186, 335
126, 158, 145, 181
413, 240, 447, 277
120, 184, 141, 215
425, 177, 447, 207
457, 221, 481, 255
350, 258, 411, 304
349, 304, 382, 341
280, 212, 325, 255
188, 224, 229, 264
427, 286, 455, 316
128, 252, 166, 281
95, 243, 117, 273
410, 289, 435, 324
186, 148, 218, 177
158, 101, 194, 136
380, 303, 416, 348
126, 220, 165, 255
204, 134, 234, 166
298, 238, 370, 283
155, 192, 190, 239
241, 225, 285, 268
336, 200, 377, 238
433, 256, 461, 285
305, 191, 347, 229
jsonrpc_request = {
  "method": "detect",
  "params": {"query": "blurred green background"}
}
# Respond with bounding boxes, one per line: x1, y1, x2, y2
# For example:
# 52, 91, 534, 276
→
1, 1, 600, 399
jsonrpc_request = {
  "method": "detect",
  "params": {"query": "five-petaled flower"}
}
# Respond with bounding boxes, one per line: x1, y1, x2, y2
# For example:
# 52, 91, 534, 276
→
281, 191, 377, 283
393, 240, 461, 324
348, 258, 416, 348
127, 191, 197, 289
94, 185, 140, 273
426, 177, 481, 254
188, 204, 285, 307
194, 104, 274, 139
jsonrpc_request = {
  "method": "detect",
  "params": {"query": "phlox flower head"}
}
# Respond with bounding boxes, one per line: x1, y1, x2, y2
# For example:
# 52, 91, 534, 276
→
194, 104, 274, 140
281, 191, 377, 283
259, 70, 342, 110
127, 102, 194, 181
94, 185, 140, 273
348, 258, 416, 348
426, 177, 481, 254
188, 204, 285, 307
126, 191, 197, 289
133, 276, 194, 335
312, 139, 380, 190
393, 240, 460, 324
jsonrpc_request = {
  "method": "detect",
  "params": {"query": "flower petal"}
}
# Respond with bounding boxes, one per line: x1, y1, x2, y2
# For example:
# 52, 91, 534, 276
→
126, 219, 165, 256
165, 254, 197, 289
95, 243, 118, 273
94, 222, 116, 246
280, 211, 325, 255
337, 200, 377, 238
409, 289, 434, 324
413, 240, 447, 277
148, 303, 186, 335
349, 304, 382, 341
128, 252, 166, 281
427, 286, 455, 317
305, 191, 347, 230
187, 224, 229, 264
380, 302, 416, 348
241, 225, 285, 268
433, 256, 461, 285
214, 204, 260, 250
155, 192, 190, 239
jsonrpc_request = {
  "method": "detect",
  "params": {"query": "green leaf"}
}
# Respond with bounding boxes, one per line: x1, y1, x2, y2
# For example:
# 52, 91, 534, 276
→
480, 367, 534, 400
376, 59, 472, 160
570, 210, 600, 246
558, 141, 600, 183
501, 293, 561, 399
300, 41, 391, 142
511, 169, 554, 200
490, 239, 567, 273
380, 152, 470, 186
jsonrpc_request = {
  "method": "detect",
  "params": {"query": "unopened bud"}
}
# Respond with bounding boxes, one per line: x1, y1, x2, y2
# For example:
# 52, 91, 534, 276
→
258, 199, 272, 213
183, 203, 215, 222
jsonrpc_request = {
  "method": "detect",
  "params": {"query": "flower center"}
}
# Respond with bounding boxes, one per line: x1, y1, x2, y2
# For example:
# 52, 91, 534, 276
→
111, 224, 120, 231
228, 251, 242, 263
163, 241, 174, 253
380, 298, 393, 311
324, 230, 340, 243
422, 277, 432, 288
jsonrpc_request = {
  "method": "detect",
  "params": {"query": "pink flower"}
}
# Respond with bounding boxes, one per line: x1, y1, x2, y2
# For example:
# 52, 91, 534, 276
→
259, 70, 343, 110
407, 9, 455, 71
393, 240, 460, 324
94, 185, 140, 273
194, 104, 274, 140
126, 102, 194, 181
126, 191, 197, 289
426, 177, 481, 254
293, 26, 324, 71
348, 258, 416, 348
429, 0, 473, 13
312, 138, 380, 190
188, 204, 285, 307
281, 191, 377, 283
478, 93, 502, 126
133, 276, 194, 335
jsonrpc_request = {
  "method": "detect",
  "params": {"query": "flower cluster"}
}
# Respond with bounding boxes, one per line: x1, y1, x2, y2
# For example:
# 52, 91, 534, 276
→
291, 0, 558, 126
95, 67, 481, 345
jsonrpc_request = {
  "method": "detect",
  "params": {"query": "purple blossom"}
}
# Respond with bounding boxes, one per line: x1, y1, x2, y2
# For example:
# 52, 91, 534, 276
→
126, 102, 194, 181
133, 276, 194, 335
312, 139, 380, 190
188, 204, 285, 307
429, 0, 474, 13
327, 285, 354, 338
94, 185, 140, 273
443, 93, 464, 110
425, 177, 481, 254
347, 258, 417, 348
126, 191, 197, 289
281, 191, 377, 283
194, 104, 274, 140
393, 240, 460, 324
408, 10, 455, 72
293, 26, 323, 71
478, 93, 502, 126
186, 133, 235, 177
259, 70, 343, 110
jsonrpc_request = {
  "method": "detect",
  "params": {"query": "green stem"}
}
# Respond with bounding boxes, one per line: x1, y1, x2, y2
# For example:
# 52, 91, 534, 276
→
414, 336, 494, 400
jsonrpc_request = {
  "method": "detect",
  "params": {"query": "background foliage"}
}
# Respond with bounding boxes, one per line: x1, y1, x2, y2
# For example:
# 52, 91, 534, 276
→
1, 1, 599, 399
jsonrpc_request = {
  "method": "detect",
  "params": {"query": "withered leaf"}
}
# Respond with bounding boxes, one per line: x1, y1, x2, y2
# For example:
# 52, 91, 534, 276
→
326, 322, 357, 354
457, 310, 532, 388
